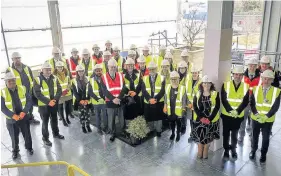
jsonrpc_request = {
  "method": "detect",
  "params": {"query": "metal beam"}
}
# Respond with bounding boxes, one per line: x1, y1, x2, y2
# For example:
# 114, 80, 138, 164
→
119, 0, 124, 50
1, 20, 10, 67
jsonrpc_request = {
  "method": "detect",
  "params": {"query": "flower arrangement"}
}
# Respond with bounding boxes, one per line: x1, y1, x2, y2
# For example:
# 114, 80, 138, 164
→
126, 116, 150, 139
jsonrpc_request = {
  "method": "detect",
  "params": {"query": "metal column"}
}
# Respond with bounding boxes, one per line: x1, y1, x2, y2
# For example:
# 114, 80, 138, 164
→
120, 0, 124, 50
1, 20, 10, 67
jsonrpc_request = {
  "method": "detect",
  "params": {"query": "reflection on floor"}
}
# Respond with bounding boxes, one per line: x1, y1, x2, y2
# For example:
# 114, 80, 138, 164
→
1, 107, 281, 176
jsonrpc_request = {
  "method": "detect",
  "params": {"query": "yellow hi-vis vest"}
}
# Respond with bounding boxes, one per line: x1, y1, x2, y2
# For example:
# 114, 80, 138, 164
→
160, 74, 170, 85
144, 55, 153, 67
1, 86, 26, 119
124, 73, 140, 90
7, 67, 33, 90
79, 58, 96, 76
35, 76, 58, 106
57, 76, 72, 97
48, 58, 68, 73
72, 77, 89, 104
143, 74, 164, 103
153, 56, 164, 70
165, 84, 185, 117
251, 86, 281, 123
89, 77, 105, 105
185, 76, 201, 104
221, 81, 248, 118
193, 91, 220, 122
102, 62, 107, 74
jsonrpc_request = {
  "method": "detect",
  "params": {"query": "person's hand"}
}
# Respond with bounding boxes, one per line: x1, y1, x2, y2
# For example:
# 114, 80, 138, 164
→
163, 105, 168, 113
98, 98, 105, 104
19, 112, 26, 119
257, 114, 267, 124
62, 89, 68, 96
128, 91, 136, 97
12, 114, 20, 121
79, 100, 85, 105
113, 98, 120, 105
187, 104, 193, 109
48, 100, 56, 107
83, 100, 89, 105
230, 110, 238, 118
149, 98, 157, 104
205, 118, 210, 125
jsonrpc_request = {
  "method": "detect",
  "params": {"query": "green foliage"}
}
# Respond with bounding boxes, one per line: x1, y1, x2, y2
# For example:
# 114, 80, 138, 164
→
126, 116, 150, 139
234, 0, 262, 13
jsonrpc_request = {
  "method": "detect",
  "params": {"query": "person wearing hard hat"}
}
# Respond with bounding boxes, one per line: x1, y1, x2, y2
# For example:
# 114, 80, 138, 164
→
142, 45, 153, 66
249, 69, 281, 163
130, 44, 139, 59
180, 49, 190, 69
92, 44, 103, 64
182, 66, 201, 141
221, 65, 250, 159
48, 47, 70, 74
53, 61, 72, 127
160, 59, 171, 84
238, 58, 260, 143
142, 61, 165, 137
1, 72, 34, 159
6, 52, 40, 125
67, 48, 81, 79
127, 50, 137, 67
100, 58, 127, 142
89, 64, 108, 135
33, 62, 64, 146
79, 48, 95, 77
163, 71, 187, 142
102, 51, 112, 73
105, 40, 113, 54
192, 75, 220, 159
258, 56, 279, 87
152, 45, 166, 69
123, 57, 142, 120
136, 56, 149, 77
177, 60, 189, 86
113, 46, 126, 72
164, 52, 176, 71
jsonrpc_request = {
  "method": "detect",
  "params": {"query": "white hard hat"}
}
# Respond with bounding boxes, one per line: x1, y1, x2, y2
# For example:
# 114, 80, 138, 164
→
170, 71, 180, 78
261, 69, 274, 79
94, 64, 103, 70
260, 56, 270, 64
164, 52, 172, 59
232, 65, 244, 74
42, 62, 52, 69
130, 44, 137, 49
177, 61, 188, 68
55, 61, 64, 67
108, 58, 117, 66
137, 56, 146, 63
147, 61, 157, 69
4, 72, 16, 81
103, 51, 111, 56
248, 58, 258, 65
105, 40, 112, 45
142, 45, 149, 51
52, 47, 61, 54
181, 50, 188, 57
191, 66, 200, 73
202, 75, 212, 83
125, 57, 135, 65
92, 44, 100, 49
11, 52, 21, 58
71, 48, 78, 53
159, 45, 166, 51
128, 50, 136, 56
82, 48, 90, 55
161, 59, 170, 66
76, 64, 85, 71
113, 46, 120, 51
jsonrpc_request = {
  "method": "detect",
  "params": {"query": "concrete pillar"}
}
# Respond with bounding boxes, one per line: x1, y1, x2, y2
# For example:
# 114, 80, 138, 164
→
203, 1, 234, 151
259, 1, 281, 67
47, 0, 64, 53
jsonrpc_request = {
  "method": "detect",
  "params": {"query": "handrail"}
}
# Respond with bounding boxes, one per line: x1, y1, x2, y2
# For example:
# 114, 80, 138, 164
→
1, 161, 90, 176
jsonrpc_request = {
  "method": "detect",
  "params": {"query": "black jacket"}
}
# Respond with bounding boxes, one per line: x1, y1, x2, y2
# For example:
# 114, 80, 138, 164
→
141, 73, 165, 103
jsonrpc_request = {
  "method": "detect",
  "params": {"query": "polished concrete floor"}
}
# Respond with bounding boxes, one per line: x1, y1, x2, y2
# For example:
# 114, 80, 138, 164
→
1, 108, 281, 176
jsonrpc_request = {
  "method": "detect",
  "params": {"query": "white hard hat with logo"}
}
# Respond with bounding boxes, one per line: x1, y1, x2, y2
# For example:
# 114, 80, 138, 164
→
232, 65, 244, 74
105, 40, 112, 45
147, 61, 157, 69
55, 61, 64, 67
92, 44, 100, 49
82, 49, 90, 55
142, 45, 149, 51
161, 59, 170, 66
164, 52, 172, 59
159, 45, 166, 51
260, 56, 270, 64
177, 61, 188, 68
202, 75, 212, 83
113, 46, 120, 51
94, 64, 103, 70
108, 58, 118, 66
191, 66, 200, 73
261, 69, 274, 79
76, 64, 85, 71
137, 56, 146, 63
42, 62, 52, 69
71, 48, 78, 53
170, 71, 180, 78
4, 72, 16, 81
181, 50, 188, 57
128, 50, 136, 56
125, 58, 135, 65
11, 52, 21, 58
103, 51, 111, 56
130, 44, 137, 50
52, 47, 61, 54
248, 58, 258, 65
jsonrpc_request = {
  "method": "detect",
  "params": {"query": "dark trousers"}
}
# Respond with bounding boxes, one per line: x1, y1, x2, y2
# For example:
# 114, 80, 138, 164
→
6, 119, 32, 153
28, 106, 34, 119
39, 105, 60, 139
251, 120, 273, 155
189, 119, 193, 136
171, 118, 182, 134
223, 125, 239, 150
58, 100, 72, 121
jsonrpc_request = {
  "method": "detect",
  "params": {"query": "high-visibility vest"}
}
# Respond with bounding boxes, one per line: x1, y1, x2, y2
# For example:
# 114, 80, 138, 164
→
221, 81, 248, 118
57, 75, 72, 97
79, 59, 95, 76
34, 76, 58, 106
101, 62, 107, 74
165, 84, 185, 117
143, 74, 164, 103
185, 76, 201, 103
48, 58, 68, 73
160, 74, 170, 85
89, 77, 105, 105
92, 54, 103, 64
251, 86, 281, 123
115, 57, 123, 72
67, 57, 80, 78
7, 66, 33, 90
124, 73, 140, 90
1, 85, 26, 119
152, 56, 164, 70
144, 55, 153, 67
72, 77, 90, 104
193, 91, 220, 122
102, 72, 124, 101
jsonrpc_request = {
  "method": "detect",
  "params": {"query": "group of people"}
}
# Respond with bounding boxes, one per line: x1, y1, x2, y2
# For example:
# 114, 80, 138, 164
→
1, 40, 280, 164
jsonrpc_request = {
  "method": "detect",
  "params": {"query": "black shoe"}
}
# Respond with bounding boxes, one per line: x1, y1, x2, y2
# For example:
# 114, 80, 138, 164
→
27, 149, 34, 155
30, 118, 40, 125
43, 138, 52, 146
62, 120, 68, 127
181, 127, 186, 134
260, 155, 266, 163
156, 132, 161, 137
12, 152, 18, 159
70, 114, 75, 118
53, 134, 65, 139
223, 150, 230, 159
97, 129, 103, 135
231, 149, 238, 159
176, 134, 180, 142
170, 133, 175, 140
82, 126, 87, 133
87, 125, 92, 133
249, 151, 256, 160
110, 135, 115, 142
66, 118, 71, 124
188, 137, 193, 143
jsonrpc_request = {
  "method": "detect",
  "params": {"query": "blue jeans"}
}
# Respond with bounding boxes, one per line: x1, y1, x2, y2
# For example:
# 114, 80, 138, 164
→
94, 104, 107, 130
